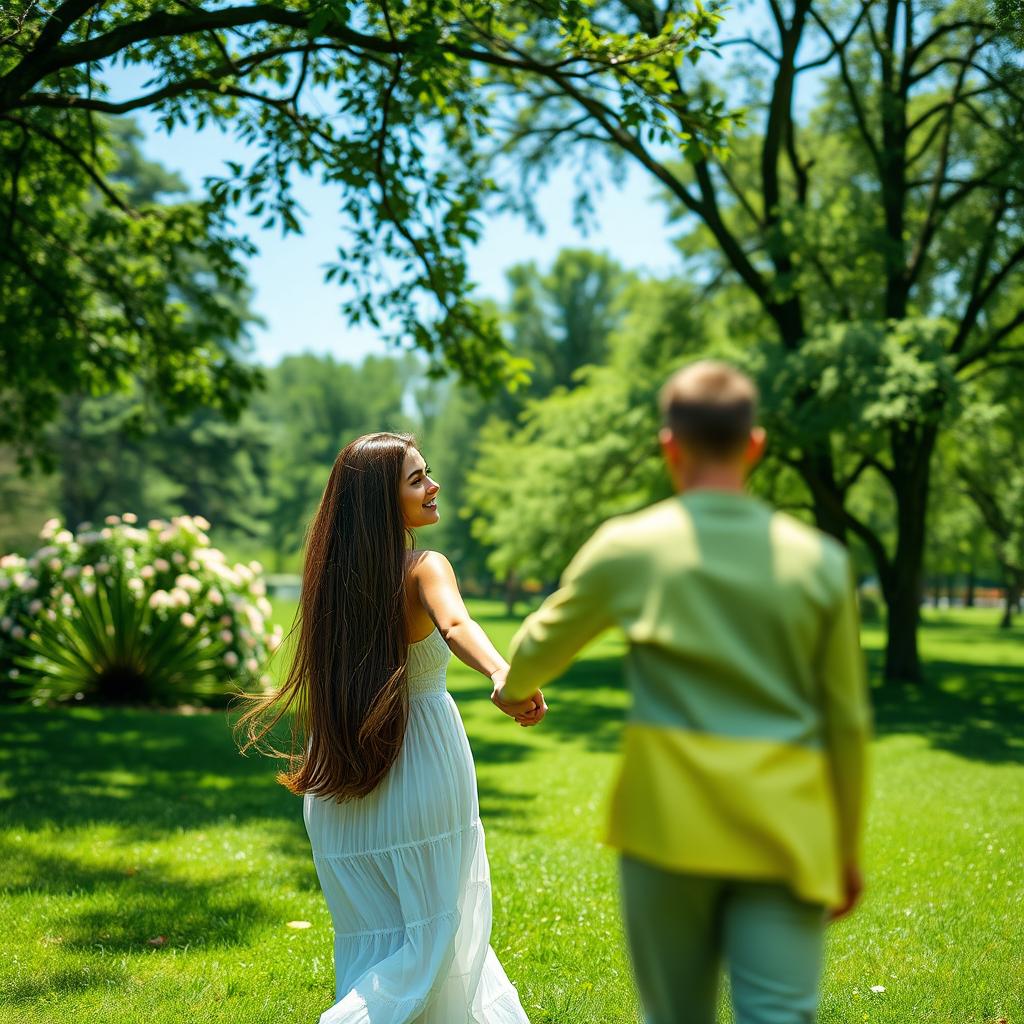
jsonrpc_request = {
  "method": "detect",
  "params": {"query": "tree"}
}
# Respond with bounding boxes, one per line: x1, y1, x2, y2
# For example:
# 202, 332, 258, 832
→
953, 379, 1024, 628
417, 248, 634, 592
256, 353, 414, 568
0, 1, 726, 455
497, 0, 1024, 681
464, 276, 701, 585
0, 104, 260, 465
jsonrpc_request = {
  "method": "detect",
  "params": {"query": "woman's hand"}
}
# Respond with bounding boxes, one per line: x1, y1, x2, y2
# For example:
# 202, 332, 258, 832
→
491, 669, 548, 727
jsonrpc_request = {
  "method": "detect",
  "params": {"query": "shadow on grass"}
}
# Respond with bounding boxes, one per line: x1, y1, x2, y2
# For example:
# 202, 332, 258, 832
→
870, 661, 1024, 764
0, 706, 303, 834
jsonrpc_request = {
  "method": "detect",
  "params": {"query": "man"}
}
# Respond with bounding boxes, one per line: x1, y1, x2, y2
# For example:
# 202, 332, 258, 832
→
494, 360, 870, 1024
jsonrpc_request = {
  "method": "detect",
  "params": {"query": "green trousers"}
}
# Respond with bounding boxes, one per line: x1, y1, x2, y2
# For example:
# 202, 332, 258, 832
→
620, 856, 827, 1024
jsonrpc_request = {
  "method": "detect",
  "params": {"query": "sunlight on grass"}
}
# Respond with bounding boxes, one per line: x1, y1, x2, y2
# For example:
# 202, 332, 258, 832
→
0, 603, 1021, 1023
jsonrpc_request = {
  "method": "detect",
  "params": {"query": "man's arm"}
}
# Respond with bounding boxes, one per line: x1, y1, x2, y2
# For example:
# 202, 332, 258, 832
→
501, 524, 621, 703
819, 554, 872, 915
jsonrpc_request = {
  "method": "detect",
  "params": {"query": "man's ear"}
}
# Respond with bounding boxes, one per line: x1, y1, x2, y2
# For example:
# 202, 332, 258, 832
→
659, 427, 679, 465
745, 427, 767, 468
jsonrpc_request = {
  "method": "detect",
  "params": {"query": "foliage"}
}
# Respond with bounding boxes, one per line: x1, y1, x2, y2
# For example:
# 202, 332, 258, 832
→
416, 249, 636, 585
0, 0, 732, 457
623, 0, 1024, 681
0, 514, 283, 705
464, 276, 703, 581
256, 353, 416, 568
0, 112, 262, 466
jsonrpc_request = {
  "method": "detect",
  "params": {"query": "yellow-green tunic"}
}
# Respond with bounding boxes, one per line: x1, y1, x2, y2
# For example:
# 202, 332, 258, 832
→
504, 490, 871, 908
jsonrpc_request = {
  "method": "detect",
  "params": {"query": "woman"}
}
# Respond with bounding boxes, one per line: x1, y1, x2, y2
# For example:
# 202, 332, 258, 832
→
237, 432, 544, 1024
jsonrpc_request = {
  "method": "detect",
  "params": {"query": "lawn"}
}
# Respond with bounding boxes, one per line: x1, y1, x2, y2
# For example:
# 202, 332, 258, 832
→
0, 603, 1022, 1024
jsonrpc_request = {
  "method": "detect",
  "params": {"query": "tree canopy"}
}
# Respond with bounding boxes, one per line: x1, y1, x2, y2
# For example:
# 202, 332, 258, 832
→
0, 0, 729, 458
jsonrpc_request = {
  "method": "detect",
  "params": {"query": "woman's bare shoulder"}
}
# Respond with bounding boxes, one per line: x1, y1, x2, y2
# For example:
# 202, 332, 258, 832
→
406, 549, 453, 579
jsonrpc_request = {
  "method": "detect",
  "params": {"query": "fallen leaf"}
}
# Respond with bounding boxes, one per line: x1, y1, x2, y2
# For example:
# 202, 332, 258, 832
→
285, 920, 312, 930
146, 935, 167, 947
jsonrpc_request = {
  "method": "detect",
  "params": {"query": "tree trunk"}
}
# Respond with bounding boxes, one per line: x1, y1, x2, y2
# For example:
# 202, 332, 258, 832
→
504, 570, 518, 618
1001, 574, 1021, 629
965, 565, 976, 607
878, 428, 937, 683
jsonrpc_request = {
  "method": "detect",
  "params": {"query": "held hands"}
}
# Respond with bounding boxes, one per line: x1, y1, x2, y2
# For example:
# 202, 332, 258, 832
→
489, 667, 548, 728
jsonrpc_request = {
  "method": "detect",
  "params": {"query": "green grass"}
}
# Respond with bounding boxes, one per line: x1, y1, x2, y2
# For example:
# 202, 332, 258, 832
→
1, 604, 1022, 1023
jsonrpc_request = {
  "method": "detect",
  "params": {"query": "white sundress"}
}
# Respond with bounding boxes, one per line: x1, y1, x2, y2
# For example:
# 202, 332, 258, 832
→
303, 628, 531, 1024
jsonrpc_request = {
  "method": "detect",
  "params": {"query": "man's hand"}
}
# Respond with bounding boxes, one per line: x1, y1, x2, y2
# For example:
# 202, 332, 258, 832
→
490, 670, 548, 727
829, 864, 864, 922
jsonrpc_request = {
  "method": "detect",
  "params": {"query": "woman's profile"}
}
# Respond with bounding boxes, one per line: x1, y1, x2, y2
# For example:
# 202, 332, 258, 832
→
237, 432, 542, 1024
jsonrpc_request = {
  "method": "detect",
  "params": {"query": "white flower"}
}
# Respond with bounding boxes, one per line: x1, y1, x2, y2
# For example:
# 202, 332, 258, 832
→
248, 560, 263, 574
148, 519, 166, 531
180, 612, 196, 628
81, 565, 95, 578
10, 625, 25, 640
140, 565, 155, 580
0, 554, 25, 569
55, 530, 73, 544
244, 633, 259, 649
104, 515, 121, 526
268, 627, 283, 652
81, 581, 96, 598
175, 574, 202, 593
256, 596, 273, 618
259, 673, 273, 689
223, 651, 239, 668
234, 563, 254, 583
219, 614, 232, 627
188, 560, 199, 571
0, 616, 11, 631
36, 545, 58, 560
61, 594, 74, 609
100, 528, 113, 540
9, 668, 20, 679
169, 588, 191, 608
149, 590, 171, 609
62, 565, 80, 580
870, 986, 886, 994
154, 558, 170, 573
76, 531, 101, 545
19, 575, 38, 593
194, 515, 211, 531
0, 578, 8, 592
122, 512, 138, 524
219, 629, 234, 645
127, 578, 145, 595
76, 521, 93, 532
245, 657, 260, 674
208, 588, 223, 606
249, 579, 267, 597
28, 599, 43, 615
172, 551, 186, 566
45, 609, 57, 622
40, 517, 61, 539
95, 562, 110, 575
47, 558, 61, 572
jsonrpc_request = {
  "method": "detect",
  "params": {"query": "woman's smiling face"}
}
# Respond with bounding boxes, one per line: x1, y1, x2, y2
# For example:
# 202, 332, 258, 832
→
399, 448, 440, 529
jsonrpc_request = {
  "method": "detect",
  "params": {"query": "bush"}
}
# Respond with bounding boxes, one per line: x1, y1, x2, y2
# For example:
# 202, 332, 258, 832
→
0, 514, 283, 706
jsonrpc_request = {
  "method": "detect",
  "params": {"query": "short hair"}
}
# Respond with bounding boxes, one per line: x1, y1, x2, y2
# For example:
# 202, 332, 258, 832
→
659, 360, 759, 458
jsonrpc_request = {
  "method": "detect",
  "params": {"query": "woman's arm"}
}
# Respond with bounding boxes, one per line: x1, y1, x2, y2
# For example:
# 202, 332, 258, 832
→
414, 551, 546, 725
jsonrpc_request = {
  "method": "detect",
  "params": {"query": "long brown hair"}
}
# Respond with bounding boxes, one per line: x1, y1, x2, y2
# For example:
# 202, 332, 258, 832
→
235, 431, 418, 800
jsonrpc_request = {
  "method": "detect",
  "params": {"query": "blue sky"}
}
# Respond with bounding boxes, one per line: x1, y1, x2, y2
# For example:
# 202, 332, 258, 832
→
129, 119, 682, 367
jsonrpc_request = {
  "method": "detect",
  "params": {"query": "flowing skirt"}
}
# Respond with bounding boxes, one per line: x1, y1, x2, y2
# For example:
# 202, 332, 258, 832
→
303, 691, 530, 1024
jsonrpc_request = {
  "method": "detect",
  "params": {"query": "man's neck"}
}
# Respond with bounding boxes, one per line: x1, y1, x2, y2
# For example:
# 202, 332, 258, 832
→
678, 466, 747, 495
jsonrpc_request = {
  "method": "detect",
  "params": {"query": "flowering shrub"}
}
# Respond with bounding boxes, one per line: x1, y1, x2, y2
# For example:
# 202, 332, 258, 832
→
0, 514, 283, 706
